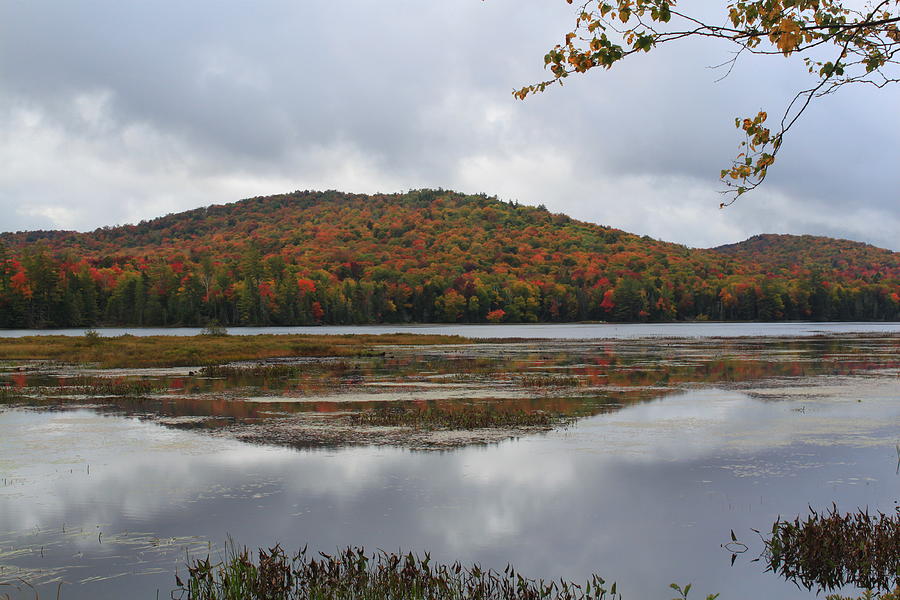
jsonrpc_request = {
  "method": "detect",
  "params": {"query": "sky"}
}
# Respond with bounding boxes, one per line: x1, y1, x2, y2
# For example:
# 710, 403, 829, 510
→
0, 1, 897, 250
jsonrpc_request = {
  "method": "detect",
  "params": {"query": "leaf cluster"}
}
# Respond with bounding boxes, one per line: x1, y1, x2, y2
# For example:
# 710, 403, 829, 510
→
516, 1, 900, 200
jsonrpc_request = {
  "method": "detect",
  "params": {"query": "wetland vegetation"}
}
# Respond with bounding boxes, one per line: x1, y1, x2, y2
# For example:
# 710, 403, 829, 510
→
762, 505, 900, 593
1, 331, 898, 450
175, 544, 635, 600
0, 332, 469, 368
1, 328, 899, 599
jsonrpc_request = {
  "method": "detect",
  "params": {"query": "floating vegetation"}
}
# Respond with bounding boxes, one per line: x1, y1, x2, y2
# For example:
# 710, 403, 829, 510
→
0, 376, 165, 402
762, 504, 900, 593
199, 361, 351, 379
63, 376, 167, 397
200, 364, 308, 378
0, 385, 25, 403
348, 404, 576, 430
520, 374, 582, 388
0, 524, 212, 592
0, 333, 469, 368
174, 544, 629, 600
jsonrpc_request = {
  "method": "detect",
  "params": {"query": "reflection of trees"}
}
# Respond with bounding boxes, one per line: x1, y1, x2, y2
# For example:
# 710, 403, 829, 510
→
5, 336, 896, 445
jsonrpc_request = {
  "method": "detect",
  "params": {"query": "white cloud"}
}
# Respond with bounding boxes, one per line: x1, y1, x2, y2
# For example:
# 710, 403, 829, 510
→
0, 0, 896, 250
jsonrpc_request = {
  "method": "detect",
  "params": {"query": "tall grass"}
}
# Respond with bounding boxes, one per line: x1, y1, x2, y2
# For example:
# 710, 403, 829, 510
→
64, 376, 167, 396
175, 544, 625, 600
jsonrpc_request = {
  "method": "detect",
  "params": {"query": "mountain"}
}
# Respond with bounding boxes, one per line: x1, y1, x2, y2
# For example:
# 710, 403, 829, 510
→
1, 189, 898, 327
715, 234, 900, 278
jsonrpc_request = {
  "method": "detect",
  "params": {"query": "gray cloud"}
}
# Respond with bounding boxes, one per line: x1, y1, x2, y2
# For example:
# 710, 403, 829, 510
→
0, 0, 896, 250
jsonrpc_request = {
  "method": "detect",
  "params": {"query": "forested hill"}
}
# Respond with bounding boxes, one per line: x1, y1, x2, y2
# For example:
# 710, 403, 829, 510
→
1, 189, 898, 328
715, 234, 900, 275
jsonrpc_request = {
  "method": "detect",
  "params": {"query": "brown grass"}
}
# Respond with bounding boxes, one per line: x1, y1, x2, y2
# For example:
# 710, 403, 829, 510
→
0, 334, 469, 368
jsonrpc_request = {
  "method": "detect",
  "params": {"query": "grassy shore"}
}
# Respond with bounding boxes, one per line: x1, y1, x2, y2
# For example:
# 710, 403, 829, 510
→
0, 333, 470, 368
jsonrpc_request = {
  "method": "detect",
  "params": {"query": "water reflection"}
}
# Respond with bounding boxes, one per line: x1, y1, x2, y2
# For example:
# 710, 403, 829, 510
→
1, 374, 899, 599
2, 335, 898, 451
3, 322, 900, 338
1, 334, 899, 598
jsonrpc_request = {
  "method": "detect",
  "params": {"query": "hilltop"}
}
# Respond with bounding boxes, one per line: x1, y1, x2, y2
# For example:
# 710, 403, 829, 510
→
1, 190, 898, 327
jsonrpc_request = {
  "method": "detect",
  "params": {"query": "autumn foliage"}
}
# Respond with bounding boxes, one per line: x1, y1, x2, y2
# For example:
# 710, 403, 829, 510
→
519, 1, 900, 200
0, 189, 898, 328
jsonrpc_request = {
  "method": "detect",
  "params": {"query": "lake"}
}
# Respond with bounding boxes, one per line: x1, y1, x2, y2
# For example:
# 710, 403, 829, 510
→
2, 321, 900, 338
1, 326, 899, 599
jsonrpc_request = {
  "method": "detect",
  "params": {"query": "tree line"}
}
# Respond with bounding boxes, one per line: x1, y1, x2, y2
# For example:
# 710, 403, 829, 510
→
1, 190, 898, 327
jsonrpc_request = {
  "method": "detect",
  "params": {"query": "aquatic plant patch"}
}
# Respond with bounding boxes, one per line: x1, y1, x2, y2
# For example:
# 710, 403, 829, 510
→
348, 404, 576, 430
763, 504, 900, 593
0, 376, 165, 401
519, 374, 582, 388
0, 333, 470, 368
175, 544, 633, 600
199, 360, 352, 379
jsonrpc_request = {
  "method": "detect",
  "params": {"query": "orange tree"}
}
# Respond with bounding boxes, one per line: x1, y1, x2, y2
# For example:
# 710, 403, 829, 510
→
515, 0, 899, 203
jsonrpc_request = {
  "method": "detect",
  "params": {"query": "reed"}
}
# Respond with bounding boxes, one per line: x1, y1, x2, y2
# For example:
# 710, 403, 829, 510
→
0, 376, 164, 401
763, 504, 900, 593
174, 544, 625, 600
64, 376, 167, 396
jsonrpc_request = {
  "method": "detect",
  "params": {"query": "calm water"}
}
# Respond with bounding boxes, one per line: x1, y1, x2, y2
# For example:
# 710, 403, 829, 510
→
2, 321, 900, 338
1, 332, 899, 599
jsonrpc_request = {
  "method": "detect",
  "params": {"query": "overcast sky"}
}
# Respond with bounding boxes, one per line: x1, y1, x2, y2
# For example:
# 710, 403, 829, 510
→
1, 1, 897, 250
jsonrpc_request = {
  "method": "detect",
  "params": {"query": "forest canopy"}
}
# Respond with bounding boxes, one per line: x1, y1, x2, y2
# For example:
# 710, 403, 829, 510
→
1, 190, 898, 328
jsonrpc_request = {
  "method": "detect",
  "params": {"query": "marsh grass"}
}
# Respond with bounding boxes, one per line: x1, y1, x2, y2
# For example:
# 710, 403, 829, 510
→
0, 385, 24, 402
0, 334, 469, 368
348, 405, 576, 430
519, 375, 582, 388
0, 376, 164, 403
763, 504, 900, 593
199, 361, 351, 379
199, 364, 308, 378
175, 544, 622, 600
63, 376, 167, 396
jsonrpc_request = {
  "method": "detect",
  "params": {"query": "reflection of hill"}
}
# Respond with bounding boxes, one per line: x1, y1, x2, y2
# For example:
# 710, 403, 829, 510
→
5, 335, 898, 449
